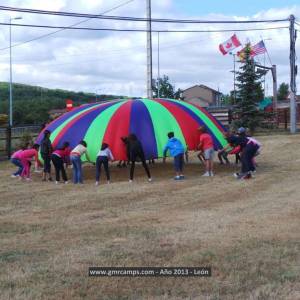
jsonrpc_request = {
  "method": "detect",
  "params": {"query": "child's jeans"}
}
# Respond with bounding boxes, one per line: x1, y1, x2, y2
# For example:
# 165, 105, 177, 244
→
11, 158, 23, 176
70, 155, 83, 184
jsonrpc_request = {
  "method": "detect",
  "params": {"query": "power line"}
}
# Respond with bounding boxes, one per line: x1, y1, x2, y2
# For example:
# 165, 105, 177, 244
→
0, 36, 210, 63
1, 35, 288, 62
0, 5, 289, 24
0, 22, 289, 33
3, 34, 218, 69
0, 0, 135, 51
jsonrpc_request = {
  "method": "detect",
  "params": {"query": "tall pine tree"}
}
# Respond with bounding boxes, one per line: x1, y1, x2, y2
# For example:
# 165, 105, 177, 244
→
234, 44, 264, 132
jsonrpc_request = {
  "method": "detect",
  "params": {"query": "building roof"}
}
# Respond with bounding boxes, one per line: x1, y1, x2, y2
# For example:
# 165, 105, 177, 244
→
182, 84, 222, 94
277, 99, 300, 109
199, 85, 222, 94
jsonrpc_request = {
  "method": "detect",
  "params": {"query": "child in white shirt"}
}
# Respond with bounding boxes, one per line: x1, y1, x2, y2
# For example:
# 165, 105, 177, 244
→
95, 143, 114, 185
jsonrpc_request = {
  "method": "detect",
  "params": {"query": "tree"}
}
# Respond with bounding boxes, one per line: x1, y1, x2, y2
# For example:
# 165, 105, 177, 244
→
152, 75, 182, 99
277, 82, 289, 100
233, 44, 265, 132
222, 91, 235, 106
0, 82, 127, 125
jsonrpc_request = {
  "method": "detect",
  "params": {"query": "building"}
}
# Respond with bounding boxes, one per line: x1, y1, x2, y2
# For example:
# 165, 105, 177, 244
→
182, 85, 222, 107
48, 108, 67, 120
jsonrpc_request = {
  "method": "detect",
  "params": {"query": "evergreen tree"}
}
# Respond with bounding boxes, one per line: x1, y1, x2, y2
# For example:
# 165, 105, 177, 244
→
234, 44, 264, 132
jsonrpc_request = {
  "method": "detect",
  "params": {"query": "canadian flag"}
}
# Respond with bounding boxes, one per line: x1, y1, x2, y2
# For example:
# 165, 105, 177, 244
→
219, 34, 241, 55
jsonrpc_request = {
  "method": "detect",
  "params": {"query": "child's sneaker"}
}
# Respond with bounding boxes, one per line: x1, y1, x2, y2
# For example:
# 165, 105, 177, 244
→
107, 181, 110, 184
55, 181, 59, 184
11, 174, 17, 178
241, 173, 252, 180
179, 175, 185, 179
129, 179, 133, 183
233, 172, 240, 178
26, 178, 32, 182
148, 178, 152, 182
174, 176, 181, 180
202, 172, 210, 177
64, 181, 69, 184
95, 181, 99, 186
210, 172, 214, 177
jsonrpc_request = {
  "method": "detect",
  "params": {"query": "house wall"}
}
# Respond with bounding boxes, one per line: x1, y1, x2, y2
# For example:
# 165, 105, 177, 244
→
182, 86, 215, 107
186, 97, 210, 107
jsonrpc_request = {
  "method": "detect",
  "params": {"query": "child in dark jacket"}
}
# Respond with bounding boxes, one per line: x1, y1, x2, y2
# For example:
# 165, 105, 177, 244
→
40, 130, 53, 181
127, 134, 152, 182
51, 142, 71, 184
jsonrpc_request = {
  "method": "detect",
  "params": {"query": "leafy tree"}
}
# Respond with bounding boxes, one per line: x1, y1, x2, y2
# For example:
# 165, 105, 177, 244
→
174, 88, 183, 100
277, 82, 289, 100
222, 91, 235, 106
233, 44, 265, 132
152, 75, 182, 99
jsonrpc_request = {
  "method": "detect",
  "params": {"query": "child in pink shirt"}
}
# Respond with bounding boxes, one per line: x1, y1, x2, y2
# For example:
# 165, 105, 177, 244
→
19, 144, 40, 180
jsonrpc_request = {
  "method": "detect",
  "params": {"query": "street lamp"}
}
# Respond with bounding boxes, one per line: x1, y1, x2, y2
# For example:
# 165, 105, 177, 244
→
9, 16, 22, 127
95, 89, 101, 102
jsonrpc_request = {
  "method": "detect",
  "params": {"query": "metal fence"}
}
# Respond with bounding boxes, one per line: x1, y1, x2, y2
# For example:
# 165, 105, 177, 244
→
0, 125, 41, 138
0, 125, 41, 159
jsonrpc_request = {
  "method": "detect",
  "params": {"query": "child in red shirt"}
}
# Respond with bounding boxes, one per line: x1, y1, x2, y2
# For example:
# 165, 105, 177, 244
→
198, 126, 215, 176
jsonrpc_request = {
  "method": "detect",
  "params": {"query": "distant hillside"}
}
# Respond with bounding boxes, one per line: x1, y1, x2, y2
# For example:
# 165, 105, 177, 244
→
0, 82, 126, 125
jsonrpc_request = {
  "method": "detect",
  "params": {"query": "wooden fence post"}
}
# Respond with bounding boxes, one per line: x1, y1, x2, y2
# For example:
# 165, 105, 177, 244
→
284, 109, 288, 130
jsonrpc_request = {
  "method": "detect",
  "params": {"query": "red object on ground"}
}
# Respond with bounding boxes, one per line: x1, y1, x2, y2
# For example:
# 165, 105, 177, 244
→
66, 99, 73, 112
229, 145, 241, 155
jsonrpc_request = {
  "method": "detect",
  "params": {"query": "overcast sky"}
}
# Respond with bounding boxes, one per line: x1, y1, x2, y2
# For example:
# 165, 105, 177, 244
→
0, 0, 299, 97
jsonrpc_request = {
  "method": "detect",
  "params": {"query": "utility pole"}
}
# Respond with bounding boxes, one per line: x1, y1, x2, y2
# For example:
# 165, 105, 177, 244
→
289, 14, 297, 133
157, 31, 160, 98
8, 16, 22, 158
271, 65, 278, 123
146, 0, 153, 99
255, 63, 278, 122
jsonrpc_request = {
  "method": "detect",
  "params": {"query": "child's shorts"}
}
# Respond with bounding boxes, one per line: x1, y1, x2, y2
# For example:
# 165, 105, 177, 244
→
204, 148, 214, 160
174, 153, 184, 172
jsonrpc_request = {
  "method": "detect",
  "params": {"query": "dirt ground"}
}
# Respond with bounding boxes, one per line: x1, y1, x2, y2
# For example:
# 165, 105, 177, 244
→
0, 134, 299, 300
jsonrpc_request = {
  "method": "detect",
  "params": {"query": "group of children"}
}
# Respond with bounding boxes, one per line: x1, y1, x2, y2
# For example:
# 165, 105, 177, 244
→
10, 126, 261, 184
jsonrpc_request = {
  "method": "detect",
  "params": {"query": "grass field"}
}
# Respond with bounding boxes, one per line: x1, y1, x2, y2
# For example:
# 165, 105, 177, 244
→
0, 134, 299, 300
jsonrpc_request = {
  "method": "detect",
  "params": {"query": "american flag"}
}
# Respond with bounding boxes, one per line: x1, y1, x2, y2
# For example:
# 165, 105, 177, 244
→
251, 40, 267, 56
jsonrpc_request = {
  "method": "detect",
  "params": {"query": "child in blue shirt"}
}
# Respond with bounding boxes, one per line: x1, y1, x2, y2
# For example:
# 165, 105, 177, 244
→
163, 132, 185, 180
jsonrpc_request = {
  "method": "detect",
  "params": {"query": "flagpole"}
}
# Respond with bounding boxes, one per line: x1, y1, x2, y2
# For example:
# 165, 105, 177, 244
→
230, 52, 236, 104
233, 53, 236, 104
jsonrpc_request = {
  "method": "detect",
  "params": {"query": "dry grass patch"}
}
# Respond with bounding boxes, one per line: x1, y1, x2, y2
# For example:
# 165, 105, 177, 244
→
0, 134, 300, 299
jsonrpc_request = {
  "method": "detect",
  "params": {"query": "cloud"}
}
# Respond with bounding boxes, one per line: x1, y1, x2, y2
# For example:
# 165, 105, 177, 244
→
0, 0, 299, 97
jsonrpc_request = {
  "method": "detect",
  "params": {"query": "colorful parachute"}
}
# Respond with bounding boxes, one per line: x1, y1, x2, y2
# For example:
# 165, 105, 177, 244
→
36, 98, 227, 162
